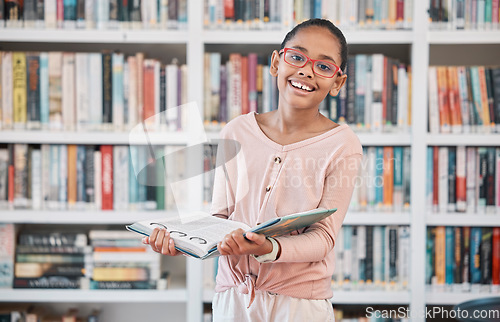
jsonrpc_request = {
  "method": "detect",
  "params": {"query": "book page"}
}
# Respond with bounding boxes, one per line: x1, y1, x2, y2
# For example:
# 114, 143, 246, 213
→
127, 213, 251, 257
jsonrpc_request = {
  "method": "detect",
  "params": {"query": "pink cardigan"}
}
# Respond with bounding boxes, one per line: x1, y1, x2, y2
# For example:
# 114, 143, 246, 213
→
211, 112, 362, 301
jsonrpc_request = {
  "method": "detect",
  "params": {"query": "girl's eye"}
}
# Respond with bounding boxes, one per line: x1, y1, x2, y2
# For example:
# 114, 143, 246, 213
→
290, 54, 305, 62
317, 63, 332, 71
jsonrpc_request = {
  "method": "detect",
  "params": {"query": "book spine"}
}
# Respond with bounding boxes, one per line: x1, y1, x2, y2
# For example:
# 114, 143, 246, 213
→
448, 147, 457, 212
0, 223, 15, 288
67, 145, 77, 209
454, 227, 463, 286
166, 63, 179, 131
88, 53, 103, 129
48, 52, 63, 130
75, 53, 89, 130
13, 144, 29, 209
398, 226, 410, 290
62, 53, 76, 131
426, 228, 435, 284
438, 146, 449, 213
102, 52, 113, 128
435, 226, 446, 289
457, 66, 470, 132
486, 147, 496, 213
393, 146, 403, 212
462, 226, 471, 289
478, 147, 487, 212
76, 145, 86, 208
101, 145, 113, 210
12, 52, 27, 129
470, 227, 482, 285
481, 227, 493, 286
112, 52, 124, 131
383, 146, 394, 211
445, 226, 455, 288
26, 53, 41, 129
1, 52, 13, 130
492, 227, 500, 289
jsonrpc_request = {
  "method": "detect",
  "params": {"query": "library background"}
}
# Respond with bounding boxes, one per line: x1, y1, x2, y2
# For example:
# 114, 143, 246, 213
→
0, 0, 500, 321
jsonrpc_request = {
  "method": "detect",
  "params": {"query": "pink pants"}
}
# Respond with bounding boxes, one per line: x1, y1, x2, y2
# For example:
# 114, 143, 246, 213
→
212, 287, 335, 322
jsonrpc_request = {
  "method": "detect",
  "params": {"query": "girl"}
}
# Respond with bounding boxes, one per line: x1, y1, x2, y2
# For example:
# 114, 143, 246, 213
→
144, 18, 362, 321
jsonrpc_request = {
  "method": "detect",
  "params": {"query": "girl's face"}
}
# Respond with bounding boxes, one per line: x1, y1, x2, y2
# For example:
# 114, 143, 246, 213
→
270, 26, 347, 112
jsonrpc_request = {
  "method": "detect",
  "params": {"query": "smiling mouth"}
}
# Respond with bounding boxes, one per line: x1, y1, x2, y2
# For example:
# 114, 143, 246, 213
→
289, 80, 314, 92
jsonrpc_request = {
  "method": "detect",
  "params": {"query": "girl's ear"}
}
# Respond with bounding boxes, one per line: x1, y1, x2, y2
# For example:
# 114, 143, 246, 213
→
269, 50, 280, 77
329, 74, 347, 97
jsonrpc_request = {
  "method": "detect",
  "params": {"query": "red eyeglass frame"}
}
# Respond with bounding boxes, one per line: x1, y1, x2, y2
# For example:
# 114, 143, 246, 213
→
278, 48, 342, 78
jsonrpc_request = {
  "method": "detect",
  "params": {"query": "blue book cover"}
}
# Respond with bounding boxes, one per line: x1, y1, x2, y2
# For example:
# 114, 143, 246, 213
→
445, 226, 455, 285
128, 146, 139, 206
343, 225, 352, 284
426, 228, 435, 284
313, 0, 322, 18
76, 146, 86, 204
375, 147, 384, 208
39, 53, 49, 127
470, 227, 482, 284
426, 146, 433, 210
64, 0, 77, 20
393, 146, 403, 211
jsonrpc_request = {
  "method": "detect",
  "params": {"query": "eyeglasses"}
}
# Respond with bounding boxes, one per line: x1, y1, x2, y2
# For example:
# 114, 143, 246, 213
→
278, 48, 342, 78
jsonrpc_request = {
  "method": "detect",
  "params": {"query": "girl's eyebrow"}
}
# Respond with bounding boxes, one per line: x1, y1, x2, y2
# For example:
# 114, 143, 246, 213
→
290, 45, 338, 64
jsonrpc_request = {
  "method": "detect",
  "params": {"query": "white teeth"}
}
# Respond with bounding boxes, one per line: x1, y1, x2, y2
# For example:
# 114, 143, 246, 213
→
291, 81, 313, 92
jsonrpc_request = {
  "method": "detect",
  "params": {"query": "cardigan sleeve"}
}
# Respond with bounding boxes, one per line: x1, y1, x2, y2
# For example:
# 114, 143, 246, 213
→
274, 153, 362, 263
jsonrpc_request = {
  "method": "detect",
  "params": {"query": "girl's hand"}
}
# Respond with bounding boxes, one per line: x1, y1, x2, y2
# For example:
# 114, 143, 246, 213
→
217, 229, 273, 256
142, 227, 181, 256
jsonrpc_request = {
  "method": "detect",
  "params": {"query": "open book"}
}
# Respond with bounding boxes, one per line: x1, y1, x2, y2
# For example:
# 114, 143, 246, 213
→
126, 208, 337, 260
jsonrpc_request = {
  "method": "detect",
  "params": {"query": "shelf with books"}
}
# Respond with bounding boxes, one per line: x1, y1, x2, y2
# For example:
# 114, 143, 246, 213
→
0, 289, 188, 303
0, 29, 189, 44
426, 214, 500, 227
0, 131, 191, 146
426, 291, 499, 306
426, 134, 500, 146
428, 31, 500, 44
344, 212, 411, 226
0, 210, 180, 225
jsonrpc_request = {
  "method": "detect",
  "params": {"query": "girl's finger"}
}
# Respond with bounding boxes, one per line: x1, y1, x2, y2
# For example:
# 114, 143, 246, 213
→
155, 229, 167, 251
168, 239, 178, 255
220, 236, 235, 254
161, 232, 171, 255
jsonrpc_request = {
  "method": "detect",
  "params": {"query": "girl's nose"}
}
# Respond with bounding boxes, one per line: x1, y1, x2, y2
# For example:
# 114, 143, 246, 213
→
298, 61, 314, 78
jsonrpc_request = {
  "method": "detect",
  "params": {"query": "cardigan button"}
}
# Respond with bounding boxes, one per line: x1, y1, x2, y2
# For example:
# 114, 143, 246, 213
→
265, 185, 271, 192
274, 157, 281, 164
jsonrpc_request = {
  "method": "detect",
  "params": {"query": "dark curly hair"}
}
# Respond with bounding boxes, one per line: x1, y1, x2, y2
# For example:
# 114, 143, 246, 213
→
280, 18, 348, 73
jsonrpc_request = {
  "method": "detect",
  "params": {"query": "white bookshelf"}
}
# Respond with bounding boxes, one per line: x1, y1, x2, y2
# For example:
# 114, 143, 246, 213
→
426, 214, 500, 227
0, 131, 191, 145
428, 30, 500, 44
0, 29, 189, 44
426, 134, 500, 146
0, 289, 188, 303
426, 291, 499, 306
0, 210, 179, 224
344, 212, 411, 226
1, 1, 499, 321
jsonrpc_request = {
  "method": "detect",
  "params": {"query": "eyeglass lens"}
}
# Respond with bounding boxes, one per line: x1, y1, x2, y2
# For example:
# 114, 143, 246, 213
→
284, 49, 337, 77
